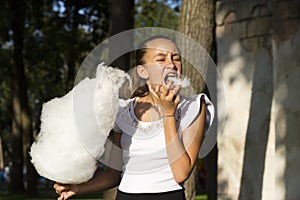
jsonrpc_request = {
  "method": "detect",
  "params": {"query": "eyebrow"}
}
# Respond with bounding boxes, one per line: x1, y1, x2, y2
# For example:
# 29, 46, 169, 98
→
154, 53, 180, 57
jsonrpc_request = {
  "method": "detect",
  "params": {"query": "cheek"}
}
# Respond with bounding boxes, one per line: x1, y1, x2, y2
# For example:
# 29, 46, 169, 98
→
147, 67, 164, 82
150, 70, 163, 79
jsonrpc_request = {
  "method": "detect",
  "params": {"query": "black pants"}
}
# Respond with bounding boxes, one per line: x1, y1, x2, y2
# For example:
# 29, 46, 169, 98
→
116, 189, 186, 200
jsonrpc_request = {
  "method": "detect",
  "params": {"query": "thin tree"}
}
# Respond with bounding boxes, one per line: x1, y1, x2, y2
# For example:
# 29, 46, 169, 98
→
103, 0, 134, 199
178, 0, 217, 199
9, 0, 26, 194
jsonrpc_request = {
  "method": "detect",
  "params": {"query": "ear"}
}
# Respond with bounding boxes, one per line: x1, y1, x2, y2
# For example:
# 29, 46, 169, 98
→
136, 65, 149, 79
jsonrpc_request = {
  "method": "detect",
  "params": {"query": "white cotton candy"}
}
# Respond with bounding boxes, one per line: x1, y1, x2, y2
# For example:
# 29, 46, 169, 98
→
30, 63, 130, 184
169, 77, 190, 88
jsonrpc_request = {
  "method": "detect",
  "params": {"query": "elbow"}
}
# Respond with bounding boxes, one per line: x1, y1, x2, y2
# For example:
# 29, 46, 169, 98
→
172, 159, 196, 184
108, 168, 122, 187
173, 171, 191, 184
113, 173, 122, 187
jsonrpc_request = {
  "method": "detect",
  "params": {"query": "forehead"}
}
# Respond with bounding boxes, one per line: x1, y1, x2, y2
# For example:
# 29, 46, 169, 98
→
145, 38, 179, 53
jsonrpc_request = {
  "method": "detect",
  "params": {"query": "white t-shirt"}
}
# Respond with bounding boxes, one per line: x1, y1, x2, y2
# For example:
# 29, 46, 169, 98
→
113, 94, 214, 193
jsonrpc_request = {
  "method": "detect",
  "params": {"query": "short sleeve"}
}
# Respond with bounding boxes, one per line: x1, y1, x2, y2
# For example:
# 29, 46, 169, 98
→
177, 93, 214, 137
112, 98, 129, 134
112, 123, 122, 133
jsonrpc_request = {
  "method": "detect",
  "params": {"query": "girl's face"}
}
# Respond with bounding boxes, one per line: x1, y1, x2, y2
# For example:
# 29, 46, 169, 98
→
138, 38, 182, 89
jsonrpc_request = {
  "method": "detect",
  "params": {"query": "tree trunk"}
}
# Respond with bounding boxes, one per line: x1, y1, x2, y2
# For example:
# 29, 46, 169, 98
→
65, 1, 81, 91
0, 137, 3, 170
178, 0, 217, 199
9, 0, 26, 193
108, 0, 134, 71
103, 0, 134, 199
184, 165, 197, 200
9, 0, 38, 195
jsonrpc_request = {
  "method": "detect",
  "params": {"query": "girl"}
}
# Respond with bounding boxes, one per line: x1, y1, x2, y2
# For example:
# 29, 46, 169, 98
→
54, 35, 214, 200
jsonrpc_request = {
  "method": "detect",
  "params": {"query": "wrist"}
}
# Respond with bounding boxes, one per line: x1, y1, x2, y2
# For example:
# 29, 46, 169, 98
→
73, 184, 81, 195
162, 114, 175, 118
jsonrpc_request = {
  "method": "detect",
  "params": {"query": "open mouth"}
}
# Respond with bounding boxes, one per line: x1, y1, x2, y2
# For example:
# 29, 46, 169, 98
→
164, 73, 177, 85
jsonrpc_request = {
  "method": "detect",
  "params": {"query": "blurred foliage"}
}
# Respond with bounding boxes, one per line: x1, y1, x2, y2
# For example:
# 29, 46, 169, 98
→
0, 0, 181, 192
135, 0, 180, 29
0, 0, 110, 166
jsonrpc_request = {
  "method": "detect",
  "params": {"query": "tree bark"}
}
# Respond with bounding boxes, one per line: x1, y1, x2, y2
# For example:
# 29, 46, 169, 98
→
103, 0, 134, 199
9, 0, 26, 193
0, 137, 3, 170
9, 0, 38, 195
65, 1, 81, 91
108, 0, 134, 71
184, 165, 197, 200
178, 0, 217, 199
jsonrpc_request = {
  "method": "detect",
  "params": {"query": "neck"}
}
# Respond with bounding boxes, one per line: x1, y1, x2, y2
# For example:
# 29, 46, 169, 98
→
134, 95, 161, 122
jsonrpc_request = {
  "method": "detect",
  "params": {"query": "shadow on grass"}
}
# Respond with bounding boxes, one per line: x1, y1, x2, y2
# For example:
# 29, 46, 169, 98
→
0, 180, 206, 200
0, 192, 103, 200
0, 179, 103, 200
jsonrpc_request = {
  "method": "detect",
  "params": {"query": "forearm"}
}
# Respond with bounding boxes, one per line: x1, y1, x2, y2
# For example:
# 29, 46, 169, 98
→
76, 168, 121, 195
164, 117, 195, 183
164, 102, 206, 183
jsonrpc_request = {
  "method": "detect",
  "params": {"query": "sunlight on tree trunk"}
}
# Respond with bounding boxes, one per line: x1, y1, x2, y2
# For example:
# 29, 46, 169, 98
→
0, 138, 3, 170
178, 0, 217, 199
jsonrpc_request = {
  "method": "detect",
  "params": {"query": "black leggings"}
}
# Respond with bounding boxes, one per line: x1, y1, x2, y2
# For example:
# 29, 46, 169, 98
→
116, 189, 186, 200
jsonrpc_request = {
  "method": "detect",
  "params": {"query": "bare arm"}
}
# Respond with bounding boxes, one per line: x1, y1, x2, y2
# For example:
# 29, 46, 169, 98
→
164, 100, 206, 183
148, 83, 206, 183
54, 131, 123, 200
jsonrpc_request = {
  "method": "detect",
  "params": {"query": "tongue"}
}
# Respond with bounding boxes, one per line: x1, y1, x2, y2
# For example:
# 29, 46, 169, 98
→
165, 76, 175, 85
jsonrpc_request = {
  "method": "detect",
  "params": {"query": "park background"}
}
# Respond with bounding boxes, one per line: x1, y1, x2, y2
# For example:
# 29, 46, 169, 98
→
0, 0, 299, 199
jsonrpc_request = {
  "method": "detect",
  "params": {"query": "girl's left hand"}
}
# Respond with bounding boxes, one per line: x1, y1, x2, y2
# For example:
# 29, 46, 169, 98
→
147, 81, 181, 116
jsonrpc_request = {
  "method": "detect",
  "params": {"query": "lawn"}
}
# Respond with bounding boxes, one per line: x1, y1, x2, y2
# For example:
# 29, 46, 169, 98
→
0, 181, 207, 200
0, 192, 207, 200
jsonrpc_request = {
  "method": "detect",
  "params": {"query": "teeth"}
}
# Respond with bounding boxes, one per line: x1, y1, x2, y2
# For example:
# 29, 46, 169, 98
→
166, 74, 175, 79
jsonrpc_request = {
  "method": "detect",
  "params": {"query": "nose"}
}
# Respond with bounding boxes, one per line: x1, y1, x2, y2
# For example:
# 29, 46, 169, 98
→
165, 56, 177, 70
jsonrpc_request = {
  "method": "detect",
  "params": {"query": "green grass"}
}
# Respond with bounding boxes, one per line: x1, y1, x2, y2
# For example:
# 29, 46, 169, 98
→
195, 194, 207, 200
0, 193, 206, 200
1, 179, 207, 199
0, 194, 207, 200
0, 191, 103, 200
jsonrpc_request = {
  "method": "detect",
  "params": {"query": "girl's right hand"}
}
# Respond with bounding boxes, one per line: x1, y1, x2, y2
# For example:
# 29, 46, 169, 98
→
147, 82, 181, 116
53, 183, 78, 200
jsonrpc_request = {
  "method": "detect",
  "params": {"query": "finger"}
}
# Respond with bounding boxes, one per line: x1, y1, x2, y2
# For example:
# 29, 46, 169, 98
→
159, 85, 169, 96
147, 82, 155, 94
155, 85, 163, 95
165, 81, 172, 90
147, 83, 161, 101
171, 85, 181, 96
147, 82, 154, 94
166, 85, 181, 101
174, 94, 180, 105
55, 185, 66, 193
54, 183, 60, 189
62, 192, 67, 200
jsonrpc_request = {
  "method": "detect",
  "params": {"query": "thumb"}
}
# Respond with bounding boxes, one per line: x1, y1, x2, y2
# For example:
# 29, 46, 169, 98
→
58, 193, 64, 200
58, 192, 67, 200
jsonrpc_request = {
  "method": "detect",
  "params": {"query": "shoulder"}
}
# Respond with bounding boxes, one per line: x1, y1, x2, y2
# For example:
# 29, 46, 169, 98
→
113, 98, 134, 133
118, 98, 133, 107
115, 98, 136, 125
176, 94, 214, 134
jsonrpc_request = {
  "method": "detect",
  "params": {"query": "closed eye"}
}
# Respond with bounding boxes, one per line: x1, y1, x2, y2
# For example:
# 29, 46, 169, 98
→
156, 58, 165, 61
172, 54, 181, 61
